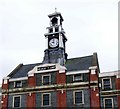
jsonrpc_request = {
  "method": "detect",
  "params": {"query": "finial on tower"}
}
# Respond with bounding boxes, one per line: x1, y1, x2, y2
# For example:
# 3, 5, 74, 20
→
55, 7, 57, 12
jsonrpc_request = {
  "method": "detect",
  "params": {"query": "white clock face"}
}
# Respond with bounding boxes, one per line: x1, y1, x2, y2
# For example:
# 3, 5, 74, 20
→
49, 38, 59, 48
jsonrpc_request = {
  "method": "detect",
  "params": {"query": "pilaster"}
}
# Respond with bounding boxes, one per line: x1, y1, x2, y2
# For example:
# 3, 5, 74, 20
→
27, 73, 36, 108
1, 77, 9, 109
89, 66, 100, 109
57, 90, 66, 108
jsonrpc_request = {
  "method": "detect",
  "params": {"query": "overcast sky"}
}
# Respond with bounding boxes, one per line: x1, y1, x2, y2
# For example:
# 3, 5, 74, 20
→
0, 0, 118, 84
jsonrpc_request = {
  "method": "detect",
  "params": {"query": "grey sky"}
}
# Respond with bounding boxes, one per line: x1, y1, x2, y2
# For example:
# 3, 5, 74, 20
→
0, 0, 118, 83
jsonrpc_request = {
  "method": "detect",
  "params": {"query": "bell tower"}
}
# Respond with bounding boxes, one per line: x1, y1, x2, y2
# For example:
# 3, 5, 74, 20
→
43, 10, 67, 66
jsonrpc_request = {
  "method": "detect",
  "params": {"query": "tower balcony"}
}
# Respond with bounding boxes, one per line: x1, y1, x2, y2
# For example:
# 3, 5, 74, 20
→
44, 25, 67, 41
45, 25, 64, 35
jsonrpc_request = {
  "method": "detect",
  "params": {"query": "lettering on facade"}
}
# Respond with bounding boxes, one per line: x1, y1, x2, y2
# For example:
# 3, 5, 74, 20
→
37, 65, 56, 71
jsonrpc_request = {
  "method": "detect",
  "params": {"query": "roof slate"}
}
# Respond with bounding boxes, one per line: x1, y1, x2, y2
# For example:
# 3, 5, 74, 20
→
65, 55, 93, 72
8, 63, 42, 78
8, 54, 97, 79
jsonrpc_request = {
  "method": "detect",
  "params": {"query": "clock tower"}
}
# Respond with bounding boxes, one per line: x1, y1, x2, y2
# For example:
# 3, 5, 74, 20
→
43, 11, 67, 66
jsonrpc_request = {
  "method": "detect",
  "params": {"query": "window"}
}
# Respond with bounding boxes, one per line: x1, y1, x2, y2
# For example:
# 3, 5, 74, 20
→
49, 28, 53, 33
102, 78, 111, 90
42, 75, 51, 85
14, 81, 22, 88
74, 91, 84, 104
42, 93, 51, 106
51, 17, 58, 26
55, 27, 59, 32
73, 74, 82, 82
13, 96, 21, 108
104, 98, 113, 109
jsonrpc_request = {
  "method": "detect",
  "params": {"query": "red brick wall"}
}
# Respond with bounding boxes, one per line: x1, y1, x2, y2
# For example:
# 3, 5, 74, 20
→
90, 87, 100, 109
27, 74, 36, 108
27, 93, 36, 108
1, 95, 8, 109
90, 74, 98, 81
56, 72, 66, 84
56, 71, 66, 107
2, 80, 8, 90
89, 69, 100, 109
28, 75, 36, 87
57, 90, 66, 108
1, 79, 9, 109
116, 78, 120, 109
116, 78, 120, 90
90, 69, 98, 81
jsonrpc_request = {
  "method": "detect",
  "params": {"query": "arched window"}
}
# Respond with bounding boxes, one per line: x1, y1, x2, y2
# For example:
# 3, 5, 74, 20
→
51, 17, 58, 26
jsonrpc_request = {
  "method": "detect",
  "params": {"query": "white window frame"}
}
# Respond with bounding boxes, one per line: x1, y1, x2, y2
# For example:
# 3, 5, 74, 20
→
14, 81, 22, 88
103, 98, 113, 109
42, 74, 51, 85
12, 95, 21, 108
42, 93, 51, 107
102, 78, 112, 90
73, 90, 84, 105
73, 74, 83, 82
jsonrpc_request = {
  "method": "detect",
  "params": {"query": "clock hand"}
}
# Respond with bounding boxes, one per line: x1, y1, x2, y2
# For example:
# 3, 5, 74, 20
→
52, 40, 55, 44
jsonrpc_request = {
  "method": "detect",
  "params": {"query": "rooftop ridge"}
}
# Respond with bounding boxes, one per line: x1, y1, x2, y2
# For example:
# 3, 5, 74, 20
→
23, 62, 42, 66
67, 55, 93, 60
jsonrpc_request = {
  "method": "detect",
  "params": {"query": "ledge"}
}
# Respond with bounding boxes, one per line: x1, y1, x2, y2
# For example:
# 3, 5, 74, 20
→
100, 89, 120, 96
2, 82, 93, 94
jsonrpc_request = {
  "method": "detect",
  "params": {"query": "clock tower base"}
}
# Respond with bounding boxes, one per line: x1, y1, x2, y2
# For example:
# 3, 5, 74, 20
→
42, 47, 67, 66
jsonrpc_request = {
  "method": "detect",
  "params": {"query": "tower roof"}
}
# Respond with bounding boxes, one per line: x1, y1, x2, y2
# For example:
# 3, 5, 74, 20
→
48, 12, 64, 21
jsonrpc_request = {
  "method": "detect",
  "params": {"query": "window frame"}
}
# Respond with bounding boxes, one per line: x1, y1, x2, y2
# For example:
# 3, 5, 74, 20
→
73, 90, 84, 105
42, 74, 51, 85
12, 95, 21, 108
55, 26, 59, 32
14, 81, 22, 88
42, 93, 51, 107
51, 17, 58, 26
103, 98, 113, 109
102, 78, 112, 90
73, 74, 83, 82
49, 28, 53, 33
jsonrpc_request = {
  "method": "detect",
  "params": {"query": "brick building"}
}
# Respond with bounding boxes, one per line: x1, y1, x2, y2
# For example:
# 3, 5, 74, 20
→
99, 70, 120, 109
1, 11, 120, 108
0, 85, 1, 109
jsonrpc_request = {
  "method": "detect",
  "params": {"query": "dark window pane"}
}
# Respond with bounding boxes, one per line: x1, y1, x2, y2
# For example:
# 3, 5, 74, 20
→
14, 96, 20, 107
103, 79, 111, 90
74, 74, 82, 81
15, 81, 22, 88
105, 99, 112, 108
49, 28, 53, 33
51, 17, 58, 26
43, 94, 50, 106
43, 76, 50, 85
104, 79, 110, 84
75, 92, 82, 104
55, 27, 59, 32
